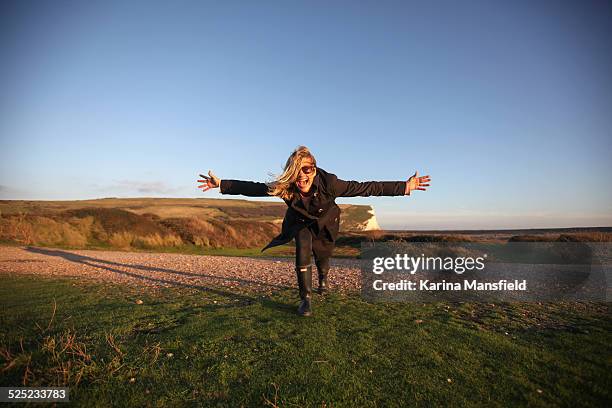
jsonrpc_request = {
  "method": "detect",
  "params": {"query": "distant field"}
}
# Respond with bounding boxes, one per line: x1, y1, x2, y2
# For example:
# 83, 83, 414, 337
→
1, 198, 611, 257
0, 197, 372, 224
0, 198, 376, 255
0, 198, 287, 221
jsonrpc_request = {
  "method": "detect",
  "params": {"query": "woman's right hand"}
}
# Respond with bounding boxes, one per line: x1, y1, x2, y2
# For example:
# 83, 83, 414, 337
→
197, 170, 221, 192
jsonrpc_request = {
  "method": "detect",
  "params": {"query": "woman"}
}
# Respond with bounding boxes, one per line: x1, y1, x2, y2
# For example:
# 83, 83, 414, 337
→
197, 146, 430, 316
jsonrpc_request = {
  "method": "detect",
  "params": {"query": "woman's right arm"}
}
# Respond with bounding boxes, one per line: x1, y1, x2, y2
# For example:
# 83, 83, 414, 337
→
197, 171, 270, 197
219, 179, 270, 197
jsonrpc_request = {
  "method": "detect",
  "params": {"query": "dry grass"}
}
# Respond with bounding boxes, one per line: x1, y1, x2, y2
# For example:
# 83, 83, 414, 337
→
130, 205, 228, 219
1, 198, 610, 253
108, 231, 136, 249
40, 329, 94, 386
0, 294, 143, 388
161, 217, 280, 249
134, 233, 184, 249
0, 200, 284, 250
1, 306, 95, 387
0, 214, 88, 247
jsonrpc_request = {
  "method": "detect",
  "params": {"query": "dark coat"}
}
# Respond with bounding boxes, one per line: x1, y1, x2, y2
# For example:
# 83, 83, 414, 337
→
219, 168, 406, 252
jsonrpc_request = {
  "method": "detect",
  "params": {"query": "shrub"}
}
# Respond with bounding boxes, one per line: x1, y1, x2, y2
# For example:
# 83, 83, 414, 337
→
0, 215, 33, 244
161, 217, 279, 249
68, 216, 95, 240
62, 208, 167, 236
162, 233, 183, 247
31, 217, 64, 246
60, 224, 88, 247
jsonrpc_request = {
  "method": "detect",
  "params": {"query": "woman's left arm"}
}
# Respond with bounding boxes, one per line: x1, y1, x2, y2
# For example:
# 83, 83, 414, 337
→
334, 171, 430, 197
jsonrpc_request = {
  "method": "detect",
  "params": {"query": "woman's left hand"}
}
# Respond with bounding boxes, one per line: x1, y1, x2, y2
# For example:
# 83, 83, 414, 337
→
405, 171, 431, 195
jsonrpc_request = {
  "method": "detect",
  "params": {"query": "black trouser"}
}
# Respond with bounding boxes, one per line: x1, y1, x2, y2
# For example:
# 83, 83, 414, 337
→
295, 224, 335, 272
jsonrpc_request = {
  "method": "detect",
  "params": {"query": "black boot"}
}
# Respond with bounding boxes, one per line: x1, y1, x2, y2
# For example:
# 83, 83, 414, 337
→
317, 267, 329, 295
316, 259, 330, 295
296, 265, 313, 316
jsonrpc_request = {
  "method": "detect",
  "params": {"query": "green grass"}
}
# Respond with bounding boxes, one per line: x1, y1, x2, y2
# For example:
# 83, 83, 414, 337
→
1, 273, 610, 407
120, 243, 359, 259
103, 242, 297, 258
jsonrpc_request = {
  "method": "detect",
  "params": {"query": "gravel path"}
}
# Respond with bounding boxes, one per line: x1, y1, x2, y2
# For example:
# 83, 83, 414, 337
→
0, 246, 362, 294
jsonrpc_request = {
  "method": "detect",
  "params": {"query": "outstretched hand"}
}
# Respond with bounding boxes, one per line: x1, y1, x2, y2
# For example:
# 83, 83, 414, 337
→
405, 171, 431, 195
197, 170, 221, 193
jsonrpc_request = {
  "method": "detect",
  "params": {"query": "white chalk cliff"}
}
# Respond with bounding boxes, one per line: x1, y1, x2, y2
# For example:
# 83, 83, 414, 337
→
361, 207, 381, 231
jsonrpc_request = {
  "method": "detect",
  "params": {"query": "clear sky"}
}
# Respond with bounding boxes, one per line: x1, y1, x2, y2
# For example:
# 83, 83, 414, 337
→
1, 0, 611, 230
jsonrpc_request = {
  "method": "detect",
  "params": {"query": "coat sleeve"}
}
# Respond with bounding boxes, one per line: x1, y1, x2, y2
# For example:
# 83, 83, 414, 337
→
220, 179, 271, 197
333, 177, 406, 197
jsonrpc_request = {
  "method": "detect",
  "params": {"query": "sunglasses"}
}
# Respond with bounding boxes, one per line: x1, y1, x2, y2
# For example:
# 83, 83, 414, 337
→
300, 165, 316, 175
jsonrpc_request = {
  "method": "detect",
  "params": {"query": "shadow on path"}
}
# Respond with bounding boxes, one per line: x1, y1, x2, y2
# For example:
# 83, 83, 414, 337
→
24, 246, 296, 315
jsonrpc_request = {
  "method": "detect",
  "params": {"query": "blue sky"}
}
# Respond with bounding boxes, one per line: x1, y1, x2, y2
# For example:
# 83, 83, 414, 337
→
1, 0, 611, 229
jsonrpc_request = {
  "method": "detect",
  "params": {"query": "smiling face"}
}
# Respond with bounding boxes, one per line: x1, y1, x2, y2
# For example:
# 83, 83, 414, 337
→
295, 157, 317, 194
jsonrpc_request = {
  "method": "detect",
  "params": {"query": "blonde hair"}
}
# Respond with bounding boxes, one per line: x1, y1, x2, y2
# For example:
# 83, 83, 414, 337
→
268, 146, 317, 200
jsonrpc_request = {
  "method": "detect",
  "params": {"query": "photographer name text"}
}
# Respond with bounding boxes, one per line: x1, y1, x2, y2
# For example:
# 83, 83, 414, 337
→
372, 279, 527, 291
